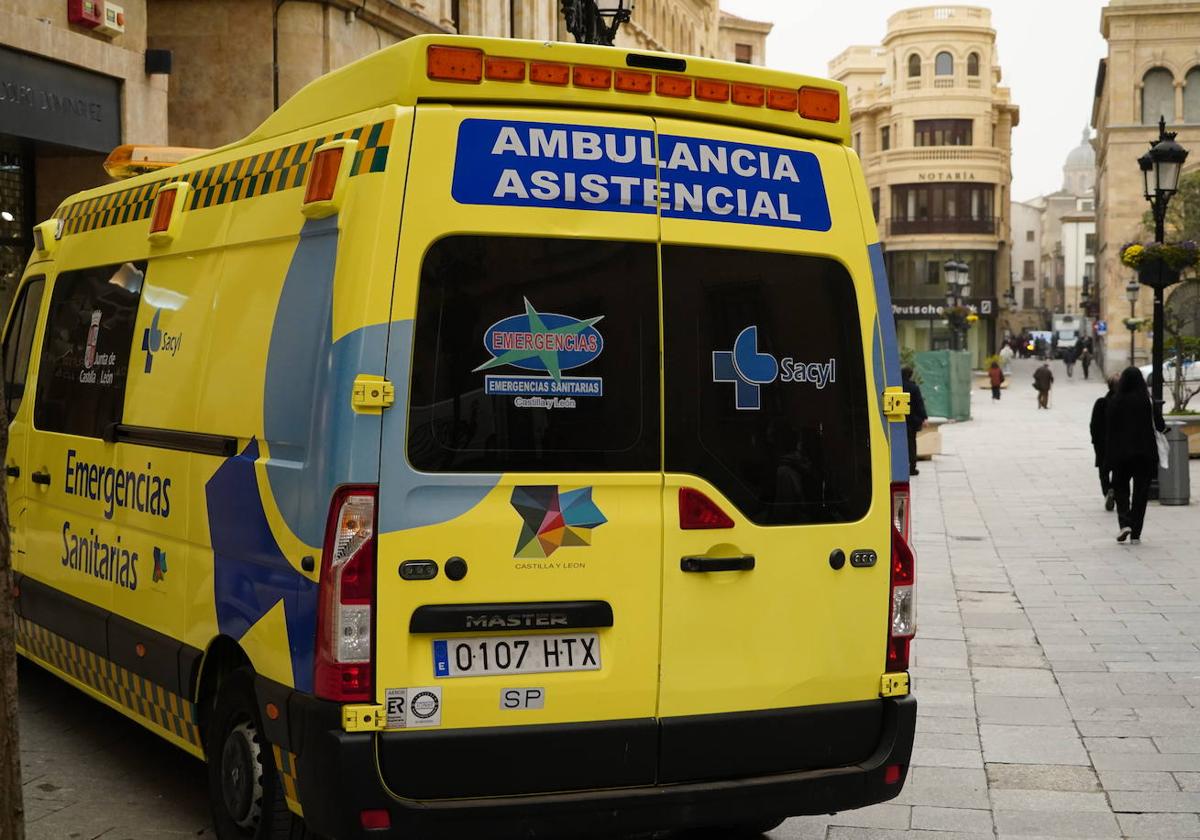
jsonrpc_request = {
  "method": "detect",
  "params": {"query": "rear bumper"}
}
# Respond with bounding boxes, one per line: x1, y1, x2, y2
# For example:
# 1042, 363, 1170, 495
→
293, 695, 916, 840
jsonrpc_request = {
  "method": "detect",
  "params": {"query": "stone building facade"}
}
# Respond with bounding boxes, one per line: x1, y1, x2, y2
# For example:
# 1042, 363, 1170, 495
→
1092, 0, 1200, 367
830, 5, 1019, 365
1, 0, 771, 292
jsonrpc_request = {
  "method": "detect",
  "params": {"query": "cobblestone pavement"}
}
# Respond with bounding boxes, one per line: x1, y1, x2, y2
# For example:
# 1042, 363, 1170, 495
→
16, 358, 1200, 839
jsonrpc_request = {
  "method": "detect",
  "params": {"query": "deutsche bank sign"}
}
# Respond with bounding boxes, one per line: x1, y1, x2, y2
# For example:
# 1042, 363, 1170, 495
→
452, 118, 832, 231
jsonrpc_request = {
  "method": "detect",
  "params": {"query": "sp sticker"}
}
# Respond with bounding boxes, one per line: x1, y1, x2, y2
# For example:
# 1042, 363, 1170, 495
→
385, 687, 443, 729
501, 688, 545, 710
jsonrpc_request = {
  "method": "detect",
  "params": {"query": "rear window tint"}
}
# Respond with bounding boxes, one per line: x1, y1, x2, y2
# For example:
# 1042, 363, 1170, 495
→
663, 246, 871, 525
408, 236, 659, 472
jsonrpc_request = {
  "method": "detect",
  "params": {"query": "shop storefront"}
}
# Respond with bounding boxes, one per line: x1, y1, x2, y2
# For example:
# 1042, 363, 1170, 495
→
886, 249, 999, 366
0, 46, 121, 309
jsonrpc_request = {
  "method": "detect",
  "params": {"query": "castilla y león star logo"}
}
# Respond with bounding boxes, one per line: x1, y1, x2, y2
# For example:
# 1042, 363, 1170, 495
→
511, 486, 607, 559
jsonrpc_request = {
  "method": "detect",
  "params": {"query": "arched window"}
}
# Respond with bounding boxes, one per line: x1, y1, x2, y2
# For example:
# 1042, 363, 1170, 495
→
967, 52, 980, 76
908, 53, 921, 77
935, 51, 954, 76
1185, 67, 1200, 123
1142, 67, 1175, 124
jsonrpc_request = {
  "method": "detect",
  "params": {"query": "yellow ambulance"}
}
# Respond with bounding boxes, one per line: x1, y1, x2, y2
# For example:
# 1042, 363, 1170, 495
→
5, 34, 916, 840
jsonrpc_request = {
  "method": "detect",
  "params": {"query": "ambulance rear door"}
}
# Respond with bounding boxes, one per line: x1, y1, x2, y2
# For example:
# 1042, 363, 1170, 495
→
653, 117, 894, 783
373, 106, 664, 799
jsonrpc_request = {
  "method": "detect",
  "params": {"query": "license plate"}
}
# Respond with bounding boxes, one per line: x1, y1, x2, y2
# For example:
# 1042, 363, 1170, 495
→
433, 633, 601, 678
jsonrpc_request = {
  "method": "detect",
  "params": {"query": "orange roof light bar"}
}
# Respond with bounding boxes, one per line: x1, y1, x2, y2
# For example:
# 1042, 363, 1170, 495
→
695, 79, 731, 103
530, 61, 570, 85
656, 74, 692, 99
799, 86, 840, 122
427, 45, 483, 83
573, 66, 613, 90
767, 88, 800, 112
731, 83, 765, 108
484, 56, 526, 82
614, 70, 652, 93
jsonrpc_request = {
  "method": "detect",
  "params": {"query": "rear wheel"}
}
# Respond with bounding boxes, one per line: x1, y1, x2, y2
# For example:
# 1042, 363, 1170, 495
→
206, 668, 311, 840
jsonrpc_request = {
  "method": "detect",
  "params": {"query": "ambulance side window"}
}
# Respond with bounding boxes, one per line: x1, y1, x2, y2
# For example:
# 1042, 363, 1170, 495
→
409, 235, 660, 472
34, 262, 145, 438
2, 277, 45, 419
662, 246, 872, 525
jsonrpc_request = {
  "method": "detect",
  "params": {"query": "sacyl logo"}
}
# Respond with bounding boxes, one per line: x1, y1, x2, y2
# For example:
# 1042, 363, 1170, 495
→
713, 325, 837, 410
141, 309, 182, 373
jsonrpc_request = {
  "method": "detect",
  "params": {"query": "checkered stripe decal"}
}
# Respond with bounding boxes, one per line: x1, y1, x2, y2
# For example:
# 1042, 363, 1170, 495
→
57, 118, 395, 236
16, 617, 202, 748
272, 745, 303, 815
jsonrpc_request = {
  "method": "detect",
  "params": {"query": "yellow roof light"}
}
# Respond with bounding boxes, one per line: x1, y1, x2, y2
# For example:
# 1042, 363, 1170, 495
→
103, 144, 210, 179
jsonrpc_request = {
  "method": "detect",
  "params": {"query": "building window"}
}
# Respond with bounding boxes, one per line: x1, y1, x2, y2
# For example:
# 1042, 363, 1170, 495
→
908, 53, 922, 78
890, 183, 996, 234
1185, 67, 1200, 123
1023, 260, 1035, 281
1023, 288, 1034, 309
1025, 230, 1035, 242
914, 119, 972, 146
1142, 68, 1176, 125
935, 51, 954, 76
853, 132, 861, 155
1085, 233, 1096, 256
871, 187, 880, 222
735, 43, 753, 64
884, 250, 996, 301
967, 52, 980, 76
1081, 199, 1094, 210
881, 126, 890, 151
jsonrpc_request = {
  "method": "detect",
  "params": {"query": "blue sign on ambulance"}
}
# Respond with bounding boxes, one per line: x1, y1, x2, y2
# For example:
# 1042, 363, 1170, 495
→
451, 118, 832, 231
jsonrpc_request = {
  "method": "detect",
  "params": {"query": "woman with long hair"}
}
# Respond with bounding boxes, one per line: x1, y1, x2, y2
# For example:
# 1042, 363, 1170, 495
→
1105, 366, 1162, 544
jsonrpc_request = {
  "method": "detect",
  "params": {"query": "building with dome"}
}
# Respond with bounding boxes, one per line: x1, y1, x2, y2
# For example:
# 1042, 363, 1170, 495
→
830, 5, 1019, 366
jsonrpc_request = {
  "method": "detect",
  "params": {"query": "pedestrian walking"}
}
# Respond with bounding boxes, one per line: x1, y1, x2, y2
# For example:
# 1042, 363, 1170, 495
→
1080, 347, 1093, 380
1105, 367, 1162, 544
1090, 375, 1117, 511
1033, 362, 1054, 409
901, 366, 928, 476
999, 343, 1014, 374
1064, 347, 1076, 378
988, 360, 1004, 400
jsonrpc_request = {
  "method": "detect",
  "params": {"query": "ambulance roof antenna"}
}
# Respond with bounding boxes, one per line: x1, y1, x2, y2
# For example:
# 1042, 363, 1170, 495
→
561, 0, 634, 47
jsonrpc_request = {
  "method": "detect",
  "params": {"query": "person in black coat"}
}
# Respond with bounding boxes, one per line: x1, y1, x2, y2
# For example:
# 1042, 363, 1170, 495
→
901, 366, 928, 476
1105, 367, 1163, 544
1090, 376, 1118, 511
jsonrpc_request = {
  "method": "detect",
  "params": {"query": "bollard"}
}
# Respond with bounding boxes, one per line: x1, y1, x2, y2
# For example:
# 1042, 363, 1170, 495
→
1158, 425, 1191, 506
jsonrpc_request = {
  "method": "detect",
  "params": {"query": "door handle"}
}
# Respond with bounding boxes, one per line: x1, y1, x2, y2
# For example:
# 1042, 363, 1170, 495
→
680, 555, 755, 573
31, 470, 50, 486
5, 465, 18, 478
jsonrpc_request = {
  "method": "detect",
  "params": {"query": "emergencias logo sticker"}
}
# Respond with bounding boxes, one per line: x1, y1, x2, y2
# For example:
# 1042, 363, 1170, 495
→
511, 486, 607, 559
451, 118, 831, 231
713, 325, 837, 410
474, 298, 603, 409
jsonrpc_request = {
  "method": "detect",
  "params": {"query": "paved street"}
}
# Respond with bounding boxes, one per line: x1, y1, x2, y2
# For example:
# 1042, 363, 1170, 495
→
16, 358, 1200, 839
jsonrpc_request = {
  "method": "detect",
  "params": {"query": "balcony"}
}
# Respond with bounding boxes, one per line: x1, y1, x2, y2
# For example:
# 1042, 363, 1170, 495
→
888, 217, 997, 235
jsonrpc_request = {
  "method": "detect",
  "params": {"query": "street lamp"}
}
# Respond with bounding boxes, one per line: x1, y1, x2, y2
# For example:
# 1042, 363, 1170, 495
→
561, 0, 634, 46
943, 257, 970, 351
1125, 278, 1141, 367
1138, 116, 1190, 426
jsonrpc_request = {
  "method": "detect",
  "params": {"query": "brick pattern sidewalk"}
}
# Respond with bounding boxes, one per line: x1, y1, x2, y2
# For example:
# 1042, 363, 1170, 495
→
775, 359, 1200, 839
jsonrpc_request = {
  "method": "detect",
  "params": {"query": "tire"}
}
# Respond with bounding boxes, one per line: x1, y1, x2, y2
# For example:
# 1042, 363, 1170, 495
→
206, 668, 313, 840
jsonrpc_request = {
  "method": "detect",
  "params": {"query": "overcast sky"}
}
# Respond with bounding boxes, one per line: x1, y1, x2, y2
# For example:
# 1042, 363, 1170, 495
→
720, 0, 1109, 202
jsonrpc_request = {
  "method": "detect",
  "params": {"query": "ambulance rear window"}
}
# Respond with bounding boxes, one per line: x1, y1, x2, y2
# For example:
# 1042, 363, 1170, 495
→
662, 246, 871, 525
408, 235, 659, 472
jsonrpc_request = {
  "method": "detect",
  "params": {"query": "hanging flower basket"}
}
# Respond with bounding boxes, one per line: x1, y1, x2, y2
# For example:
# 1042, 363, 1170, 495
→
1120, 241, 1198, 289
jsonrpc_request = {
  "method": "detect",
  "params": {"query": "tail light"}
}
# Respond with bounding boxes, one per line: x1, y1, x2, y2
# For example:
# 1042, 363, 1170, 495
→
887, 482, 916, 671
679, 487, 734, 530
315, 486, 377, 702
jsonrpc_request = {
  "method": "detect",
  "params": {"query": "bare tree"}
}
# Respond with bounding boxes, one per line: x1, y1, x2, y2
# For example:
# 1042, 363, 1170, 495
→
0, 380, 23, 840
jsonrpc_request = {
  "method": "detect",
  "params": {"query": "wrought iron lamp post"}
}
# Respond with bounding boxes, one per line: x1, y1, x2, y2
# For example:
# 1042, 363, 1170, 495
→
943, 257, 970, 351
561, 0, 634, 46
1125, 279, 1141, 368
1137, 117, 1189, 425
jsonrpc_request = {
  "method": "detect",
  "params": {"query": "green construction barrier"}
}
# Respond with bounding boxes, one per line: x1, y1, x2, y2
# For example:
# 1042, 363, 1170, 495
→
914, 350, 972, 421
